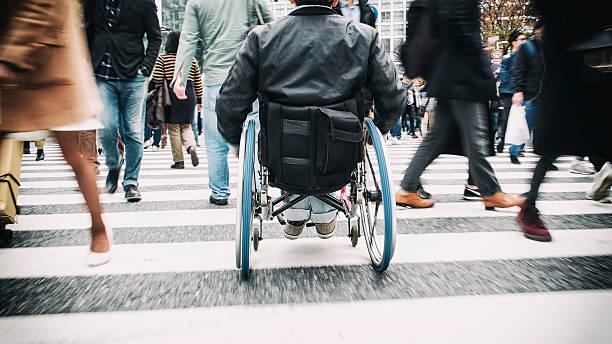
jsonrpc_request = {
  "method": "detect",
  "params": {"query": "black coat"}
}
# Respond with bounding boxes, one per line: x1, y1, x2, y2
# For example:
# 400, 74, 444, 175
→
84, 0, 161, 79
511, 38, 545, 101
426, 0, 497, 102
533, 0, 612, 159
332, 0, 376, 28
216, 6, 405, 145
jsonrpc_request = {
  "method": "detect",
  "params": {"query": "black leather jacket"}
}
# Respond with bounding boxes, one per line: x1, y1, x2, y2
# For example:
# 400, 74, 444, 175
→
216, 6, 405, 145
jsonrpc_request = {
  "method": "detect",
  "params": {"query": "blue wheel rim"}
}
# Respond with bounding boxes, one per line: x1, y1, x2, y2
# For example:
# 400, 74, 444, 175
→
241, 120, 256, 278
364, 118, 395, 271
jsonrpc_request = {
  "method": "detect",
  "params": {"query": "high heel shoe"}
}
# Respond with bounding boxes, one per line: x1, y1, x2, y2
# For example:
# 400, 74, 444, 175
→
482, 192, 524, 211
88, 227, 113, 266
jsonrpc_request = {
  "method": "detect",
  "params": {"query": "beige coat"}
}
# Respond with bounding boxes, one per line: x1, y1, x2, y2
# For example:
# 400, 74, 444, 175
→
0, 0, 101, 132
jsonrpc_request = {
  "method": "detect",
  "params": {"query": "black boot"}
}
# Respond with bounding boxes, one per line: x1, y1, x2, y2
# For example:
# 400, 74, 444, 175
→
35, 149, 45, 161
510, 155, 521, 164
23, 143, 30, 155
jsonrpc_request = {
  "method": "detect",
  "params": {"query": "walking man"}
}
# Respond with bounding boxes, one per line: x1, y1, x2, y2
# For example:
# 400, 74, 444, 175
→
84, 0, 162, 202
172, 0, 274, 206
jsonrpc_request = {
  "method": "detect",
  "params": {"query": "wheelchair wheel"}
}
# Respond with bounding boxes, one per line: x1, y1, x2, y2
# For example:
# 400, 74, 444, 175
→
235, 118, 257, 278
360, 118, 397, 271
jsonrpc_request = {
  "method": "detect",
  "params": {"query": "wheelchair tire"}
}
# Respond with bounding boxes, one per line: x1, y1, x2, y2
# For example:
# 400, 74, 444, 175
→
236, 118, 257, 278
361, 118, 397, 272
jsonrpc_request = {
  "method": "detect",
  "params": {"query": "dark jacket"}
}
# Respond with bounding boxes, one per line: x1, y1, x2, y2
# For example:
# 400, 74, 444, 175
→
215, 6, 405, 146
426, 0, 497, 101
332, 0, 376, 28
511, 39, 545, 101
497, 51, 516, 94
532, 0, 611, 159
84, 0, 162, 79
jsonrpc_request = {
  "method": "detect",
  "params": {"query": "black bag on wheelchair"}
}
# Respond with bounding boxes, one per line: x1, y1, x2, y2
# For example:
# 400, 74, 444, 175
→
259, 96, 364, 196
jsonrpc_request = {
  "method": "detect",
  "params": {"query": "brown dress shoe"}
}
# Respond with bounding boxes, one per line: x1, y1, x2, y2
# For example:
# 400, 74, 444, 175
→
396, 190, 434, 208
482, 192, 524, 211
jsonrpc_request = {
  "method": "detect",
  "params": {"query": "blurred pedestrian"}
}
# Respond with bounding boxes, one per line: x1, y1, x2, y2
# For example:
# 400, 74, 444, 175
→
0, 0, 111, 265
151, 31, 202, 169
172, 0, 274, 206
84, 0, 162, 202
517, 1, 612, 241
496, 30, 525, 153
396, 0, 522, 210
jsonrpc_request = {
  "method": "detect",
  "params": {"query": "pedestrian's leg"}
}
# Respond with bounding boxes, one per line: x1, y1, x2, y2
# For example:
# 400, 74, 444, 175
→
153, 126, 162, 147
118, 75, 147, 188
516, 155, 555, 242
78, 130, 100, 174
450, 100, 501, 198
191, 106, 199, 145
54, 131, 109, 254
181, 123, 199, 167
35, 139, 45, 160
35, 139, 45, 150
167, 124, 184, 163
391, 119, 402, 139
96, 80, 121, 171
524, 156, 557, 206
203, 85, 230, 200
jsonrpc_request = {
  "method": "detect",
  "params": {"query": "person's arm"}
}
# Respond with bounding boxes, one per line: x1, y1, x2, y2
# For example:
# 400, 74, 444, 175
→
366, 31, 406, 133
173, 0, 202, 89
258, 0, 275, 23
139, 0, 161, 77
437, 0, 481, 55
511, 44, 528, 104
215, 31, 260, 146
0, 0, 62, 75
150, 55, 164, 85
190, 58, 203, 104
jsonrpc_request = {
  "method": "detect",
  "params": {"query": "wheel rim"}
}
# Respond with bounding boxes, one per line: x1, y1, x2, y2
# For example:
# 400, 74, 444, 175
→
361, 118, 396, 271
240, 119, 257, 278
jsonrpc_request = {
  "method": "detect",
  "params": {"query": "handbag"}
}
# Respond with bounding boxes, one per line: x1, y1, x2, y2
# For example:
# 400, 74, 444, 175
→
505, 105, 530, 145
146, 77, 170, 130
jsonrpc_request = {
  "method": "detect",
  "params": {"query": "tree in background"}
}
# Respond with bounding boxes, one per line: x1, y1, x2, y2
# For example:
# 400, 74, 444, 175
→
480, 0, 538, 53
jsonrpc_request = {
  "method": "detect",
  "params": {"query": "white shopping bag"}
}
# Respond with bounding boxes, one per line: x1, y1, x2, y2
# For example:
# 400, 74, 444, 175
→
505, 105, 530, 145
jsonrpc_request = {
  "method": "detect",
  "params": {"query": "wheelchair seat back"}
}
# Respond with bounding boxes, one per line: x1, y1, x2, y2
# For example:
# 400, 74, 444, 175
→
258, 95, 365, 196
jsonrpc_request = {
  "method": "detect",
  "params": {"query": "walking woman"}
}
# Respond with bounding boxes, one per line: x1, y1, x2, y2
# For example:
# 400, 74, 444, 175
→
0, 0, 111, 265
151, 31, 203, 169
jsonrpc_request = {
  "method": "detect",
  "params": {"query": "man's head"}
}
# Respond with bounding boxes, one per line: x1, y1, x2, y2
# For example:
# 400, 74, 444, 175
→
166, 31, 181, 54
532, 19, 545, 41
289, 0, 339, 7
508, 30, 525, 51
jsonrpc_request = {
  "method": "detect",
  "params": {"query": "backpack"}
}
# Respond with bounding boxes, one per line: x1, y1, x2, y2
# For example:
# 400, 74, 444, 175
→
399, 0, 439, 79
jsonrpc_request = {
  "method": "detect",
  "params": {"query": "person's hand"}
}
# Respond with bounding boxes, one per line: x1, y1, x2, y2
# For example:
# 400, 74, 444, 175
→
0, 63, 18, 87
173, 70, 187, 100
137, 68, 143, 75
197, 103, 203, 112
512, 92, 524, 105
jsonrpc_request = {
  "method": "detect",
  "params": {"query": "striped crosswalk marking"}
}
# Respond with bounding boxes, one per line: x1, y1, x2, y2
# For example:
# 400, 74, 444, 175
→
1, 138, 611, 343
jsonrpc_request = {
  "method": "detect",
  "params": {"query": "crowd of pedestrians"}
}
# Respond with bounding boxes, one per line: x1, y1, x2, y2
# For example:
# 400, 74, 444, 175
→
0, 0, 610, 267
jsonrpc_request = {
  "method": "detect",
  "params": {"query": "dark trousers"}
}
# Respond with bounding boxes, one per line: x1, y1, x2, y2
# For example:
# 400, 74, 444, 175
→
400, 99, 501, 197
525, 155, 558, 206
497, 93, 513, 144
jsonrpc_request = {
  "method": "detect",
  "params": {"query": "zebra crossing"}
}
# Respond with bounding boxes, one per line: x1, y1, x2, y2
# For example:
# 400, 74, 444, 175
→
1, 137, 611, 343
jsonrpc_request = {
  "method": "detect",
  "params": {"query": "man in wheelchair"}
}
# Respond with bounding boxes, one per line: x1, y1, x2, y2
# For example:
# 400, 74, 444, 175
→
216, 0, 405, 239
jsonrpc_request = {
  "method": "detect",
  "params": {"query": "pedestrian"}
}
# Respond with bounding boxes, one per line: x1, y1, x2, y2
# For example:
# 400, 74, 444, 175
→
333, 0, 376, 27
396, 0, 523, 210
84, 0, 162, 202
517, 1, 612, 241
151, 31, 202, 170
496, 30, 525, 153
216, 0, 404, 239
172, 0, 274, 206
0, 0, 111, 265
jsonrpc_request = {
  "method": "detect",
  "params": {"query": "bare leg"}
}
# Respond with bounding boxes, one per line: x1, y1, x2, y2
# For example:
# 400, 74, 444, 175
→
55, 131, 109, 253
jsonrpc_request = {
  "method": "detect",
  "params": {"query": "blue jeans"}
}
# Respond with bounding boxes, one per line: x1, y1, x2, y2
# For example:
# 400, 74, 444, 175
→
203, 84, 259, 199
192, 106, 199, 145
96, 75, 147, 187
391, 119, 402, 138
510, 101, 537, 156
284, 194, 338, 224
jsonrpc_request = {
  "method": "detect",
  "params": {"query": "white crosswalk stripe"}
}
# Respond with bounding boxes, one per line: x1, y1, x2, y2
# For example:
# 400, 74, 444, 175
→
2, 137, 611, 344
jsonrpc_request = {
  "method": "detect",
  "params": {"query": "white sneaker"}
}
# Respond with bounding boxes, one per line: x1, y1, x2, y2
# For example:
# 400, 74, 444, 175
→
88, 227, 113, 266
570, 160, 595, 175
143, 139, 152, 149
150, 145, 159, 152
587, 162, 612, 202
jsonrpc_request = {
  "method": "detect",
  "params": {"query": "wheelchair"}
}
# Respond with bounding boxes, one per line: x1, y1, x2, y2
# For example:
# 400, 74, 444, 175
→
235, 114, 396, 278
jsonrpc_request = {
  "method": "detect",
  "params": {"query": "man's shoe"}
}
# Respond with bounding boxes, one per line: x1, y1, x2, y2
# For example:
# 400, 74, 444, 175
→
105, 167, 121, 194
569, 161, 595, 175
23, 143, 30, 155
517, 203, 552, 242
417, 186, 432, 200
463, 185, 481, 200
284, 220, 306, 240
517, 152, 525, 157
396, 190, 434, 208
510, 155, 521, 164
548, 164, 559, 171
315, 216, 337, 239
143, 139, 152, 149
187, 146, 199, 167
124, 185, 142, 202
209, 195, 228, 206
587, 162, 612, 203
171, 161, 185, 169
496, 142, 504, 153
482, 192, 524, 210
411, 133, 418, 139
35, 149, 45, 161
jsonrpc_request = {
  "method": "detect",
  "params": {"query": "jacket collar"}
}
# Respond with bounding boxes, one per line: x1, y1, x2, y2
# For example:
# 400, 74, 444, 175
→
289, 5, 337, 16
